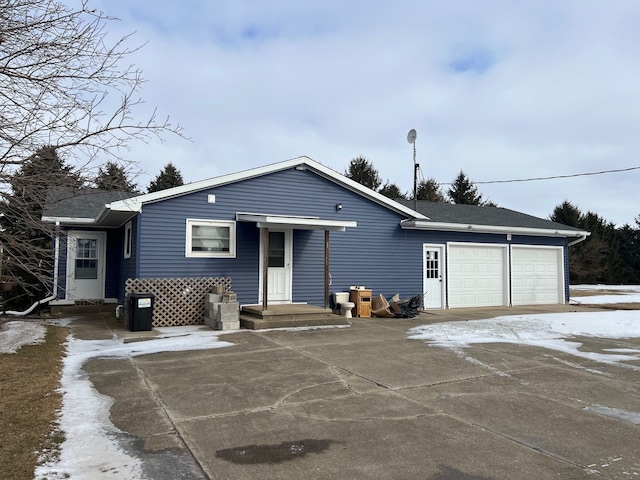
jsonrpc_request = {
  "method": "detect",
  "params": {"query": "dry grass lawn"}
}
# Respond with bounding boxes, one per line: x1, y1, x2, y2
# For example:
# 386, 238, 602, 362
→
0, 324, 68, 480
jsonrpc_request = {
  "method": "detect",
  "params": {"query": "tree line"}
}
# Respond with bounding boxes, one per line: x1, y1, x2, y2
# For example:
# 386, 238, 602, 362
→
346, 156, 640, 285
0, 147, 184, 309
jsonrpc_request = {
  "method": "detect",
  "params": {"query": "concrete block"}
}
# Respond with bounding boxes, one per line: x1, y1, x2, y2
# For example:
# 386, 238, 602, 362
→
216, 320, 240, 331
211, 285, 225, 294
218, 302, 239, 322
206, 293, 224, 304
203, 316, 217, 328
223, 292, 237, 303
204, 308, 218, 322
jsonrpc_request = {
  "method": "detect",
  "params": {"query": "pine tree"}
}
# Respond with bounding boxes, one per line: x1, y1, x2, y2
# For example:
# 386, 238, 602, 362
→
550, 201, 581, 227
345, 156, 381, 191
95, 162, 139, 193
148, 163, 184, 193
378, 182, 406, 199
416, 178, 447, 202
447, 171, 483, 205
0, 146, 83, 304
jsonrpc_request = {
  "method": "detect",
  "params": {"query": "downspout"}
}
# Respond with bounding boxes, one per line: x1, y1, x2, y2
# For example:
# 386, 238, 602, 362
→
568, 233, 590, 247
6, 221, 60, 316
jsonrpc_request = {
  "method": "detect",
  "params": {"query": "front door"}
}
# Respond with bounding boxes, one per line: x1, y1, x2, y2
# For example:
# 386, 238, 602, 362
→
66, 231, 106, 300
423, 244, 444, 309
262, 230, 292, 303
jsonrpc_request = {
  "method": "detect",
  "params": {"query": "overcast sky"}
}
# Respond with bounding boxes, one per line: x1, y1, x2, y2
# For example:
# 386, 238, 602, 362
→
83, 0, 640, 226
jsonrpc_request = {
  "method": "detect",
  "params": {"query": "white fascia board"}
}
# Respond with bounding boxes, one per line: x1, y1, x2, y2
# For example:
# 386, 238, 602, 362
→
41, 216, 96, 225
106, 156, 427, 220
401, 219, 591, 239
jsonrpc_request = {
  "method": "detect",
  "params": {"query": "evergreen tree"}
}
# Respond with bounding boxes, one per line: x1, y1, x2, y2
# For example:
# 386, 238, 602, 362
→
416, 177, 447, 202
148, 162, 184, 193
345, 156, 381, 191
447, 171, 484, 205
550, 201, 582, 227
94, 162, 139, 193
379, 182, 406, 199
0, 146, 83, 305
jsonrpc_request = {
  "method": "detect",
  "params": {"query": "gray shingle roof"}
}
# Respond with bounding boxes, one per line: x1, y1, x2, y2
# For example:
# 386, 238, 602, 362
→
42, 187, 135, 220
395, 199, 583, 232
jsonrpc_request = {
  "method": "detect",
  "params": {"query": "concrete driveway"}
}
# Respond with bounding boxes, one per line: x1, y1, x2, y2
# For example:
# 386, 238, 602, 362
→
77, 305, 640, 479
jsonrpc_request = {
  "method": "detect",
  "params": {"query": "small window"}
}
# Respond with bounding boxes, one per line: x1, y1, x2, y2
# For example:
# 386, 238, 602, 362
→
75, 238, 98, 279
186, 219, 236, 258
124, 221, 132, 259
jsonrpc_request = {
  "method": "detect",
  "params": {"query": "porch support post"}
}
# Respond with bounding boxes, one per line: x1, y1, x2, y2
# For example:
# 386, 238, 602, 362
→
262, 228, 269, 311
324, 230, 330, 309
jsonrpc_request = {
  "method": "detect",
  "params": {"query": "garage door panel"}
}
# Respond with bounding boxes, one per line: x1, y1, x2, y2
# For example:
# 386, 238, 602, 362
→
512, 247, 562, 306
448, 245, 507, 308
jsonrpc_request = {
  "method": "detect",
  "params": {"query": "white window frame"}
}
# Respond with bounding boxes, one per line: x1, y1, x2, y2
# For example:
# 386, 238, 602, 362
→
186, 219, 236, 258
124, 221, 132, 259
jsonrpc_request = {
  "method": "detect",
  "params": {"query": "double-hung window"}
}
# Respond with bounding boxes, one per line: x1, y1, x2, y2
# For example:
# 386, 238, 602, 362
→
123, 221, 132, 259
186, 219, 236, 258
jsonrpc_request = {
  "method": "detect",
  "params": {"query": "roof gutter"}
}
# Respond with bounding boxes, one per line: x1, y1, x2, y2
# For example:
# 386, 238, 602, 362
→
568, 233, 590, 246
401, 219, 590, 239
41, 216, 97, 225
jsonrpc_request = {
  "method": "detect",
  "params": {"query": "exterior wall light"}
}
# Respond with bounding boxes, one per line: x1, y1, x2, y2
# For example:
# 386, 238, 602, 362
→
336, 203, 343, 211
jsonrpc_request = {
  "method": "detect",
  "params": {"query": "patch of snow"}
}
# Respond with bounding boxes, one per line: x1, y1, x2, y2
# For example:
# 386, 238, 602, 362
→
0, 320, 46, 354
34, 325, 235, 480
570, 285, 640, 305
584, 405, 640, 425
408, 310, 640, 368
572, 285, 640, 292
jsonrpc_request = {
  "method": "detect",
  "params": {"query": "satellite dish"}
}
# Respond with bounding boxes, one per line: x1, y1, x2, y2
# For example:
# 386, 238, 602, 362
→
407, 129, 417, 144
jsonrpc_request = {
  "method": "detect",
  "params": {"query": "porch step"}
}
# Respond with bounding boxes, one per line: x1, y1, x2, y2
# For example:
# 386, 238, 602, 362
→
49, 303, 116, 315
240, 304, 350, 330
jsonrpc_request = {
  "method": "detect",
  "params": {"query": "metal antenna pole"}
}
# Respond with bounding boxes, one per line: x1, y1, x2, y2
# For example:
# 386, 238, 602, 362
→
413, 141, 418, 211
407, 129, 418, 211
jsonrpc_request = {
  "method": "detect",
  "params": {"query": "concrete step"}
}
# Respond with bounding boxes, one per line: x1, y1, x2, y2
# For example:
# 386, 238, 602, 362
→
50, 303, 116, 315
240, 313, 350, 330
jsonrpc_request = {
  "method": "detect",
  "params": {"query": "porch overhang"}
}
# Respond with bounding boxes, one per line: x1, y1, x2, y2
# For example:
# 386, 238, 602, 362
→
236, 212, 357, 231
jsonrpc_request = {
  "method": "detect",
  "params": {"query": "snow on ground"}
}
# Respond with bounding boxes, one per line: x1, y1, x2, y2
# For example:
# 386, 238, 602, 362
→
409, 310, 640, 368
570, 284, 640, 305
29, 325, 235, 480
0, 320, 47, 354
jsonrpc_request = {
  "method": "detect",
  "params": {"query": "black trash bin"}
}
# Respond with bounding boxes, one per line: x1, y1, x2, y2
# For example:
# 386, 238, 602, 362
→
129, 293, 154, 331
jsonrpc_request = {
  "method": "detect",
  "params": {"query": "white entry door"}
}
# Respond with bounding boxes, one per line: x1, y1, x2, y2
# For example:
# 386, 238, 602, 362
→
263, 230, 292, 303
66, 231, 106, 300
423, 244, 444, 309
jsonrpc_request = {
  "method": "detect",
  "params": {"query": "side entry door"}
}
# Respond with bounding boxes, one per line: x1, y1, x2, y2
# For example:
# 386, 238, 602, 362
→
66, 231, 106, 300
423, 244, 444, 309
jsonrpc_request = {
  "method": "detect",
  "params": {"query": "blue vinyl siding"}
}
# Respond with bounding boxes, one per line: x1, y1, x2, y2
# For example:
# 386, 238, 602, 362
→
117, 217, 138, 302
116, 166, 573, 308
56, 232, 68, 300
136, 168, 416, 305
105, 229, 120, 298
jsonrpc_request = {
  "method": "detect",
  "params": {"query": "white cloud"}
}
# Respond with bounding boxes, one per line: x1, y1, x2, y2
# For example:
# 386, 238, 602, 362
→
72, 0, 640, 225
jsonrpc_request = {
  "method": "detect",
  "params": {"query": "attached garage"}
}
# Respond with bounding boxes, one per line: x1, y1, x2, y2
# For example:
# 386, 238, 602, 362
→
448, 244, 508, 308
511, 246, 564, 305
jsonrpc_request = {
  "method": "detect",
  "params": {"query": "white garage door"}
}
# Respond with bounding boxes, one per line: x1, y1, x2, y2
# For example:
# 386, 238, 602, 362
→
448, 244, 508, 308
512, 246, 563, 305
